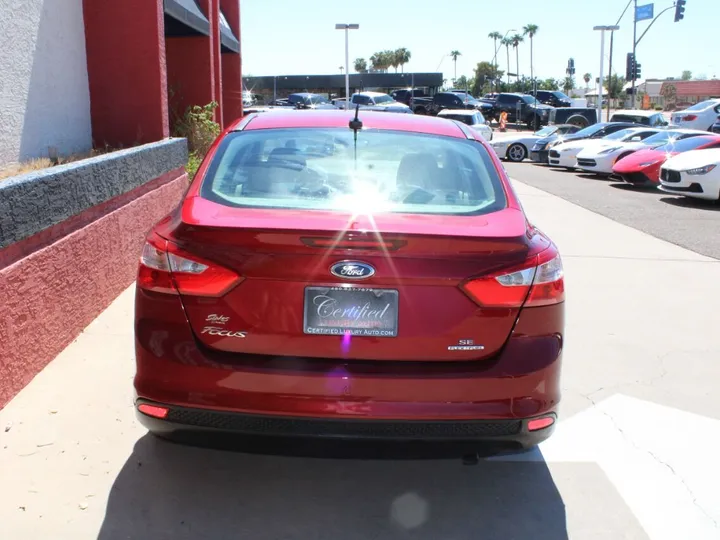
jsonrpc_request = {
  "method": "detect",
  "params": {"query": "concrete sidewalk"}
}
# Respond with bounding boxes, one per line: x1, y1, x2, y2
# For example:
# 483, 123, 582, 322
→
0, 180, 718, 539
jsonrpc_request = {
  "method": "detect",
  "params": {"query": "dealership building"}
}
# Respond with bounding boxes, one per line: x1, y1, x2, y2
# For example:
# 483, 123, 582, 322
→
0, 0, 242, 168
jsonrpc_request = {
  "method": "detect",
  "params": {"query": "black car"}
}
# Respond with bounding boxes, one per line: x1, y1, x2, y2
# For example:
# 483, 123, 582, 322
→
528, 90, 573, 108
490, 93, 555, 129
532, 122, 640, 164
712, 114, 720, 134
287, 93, 338, 110
527, 124, 582, 163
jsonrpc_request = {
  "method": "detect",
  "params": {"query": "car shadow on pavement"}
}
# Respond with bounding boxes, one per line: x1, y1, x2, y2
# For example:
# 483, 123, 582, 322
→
659, 196, 720, 211
608, 183, 660, 193
96, 434, 568, 540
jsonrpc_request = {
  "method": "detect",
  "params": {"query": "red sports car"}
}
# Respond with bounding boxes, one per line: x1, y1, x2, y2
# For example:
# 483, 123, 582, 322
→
612, 134, 720, 185
134, 110, 564, 451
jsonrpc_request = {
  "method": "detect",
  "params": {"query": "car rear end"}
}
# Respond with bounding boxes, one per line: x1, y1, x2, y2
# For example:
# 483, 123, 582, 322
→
133, 111, 564, 450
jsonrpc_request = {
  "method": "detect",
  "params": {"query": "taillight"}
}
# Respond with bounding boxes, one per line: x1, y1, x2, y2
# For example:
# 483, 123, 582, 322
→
137, 233, 243, 297
461, 247, 564, 308
682, 114, 697, 121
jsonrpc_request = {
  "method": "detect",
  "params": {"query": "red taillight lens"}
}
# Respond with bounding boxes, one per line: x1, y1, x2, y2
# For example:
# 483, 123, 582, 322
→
527, 415, 555, 431
137, 233, 243, 297
137, 403, 169, 419
301, 236, 407, 251
682, 114, 697, 121
461, 248, 564, 308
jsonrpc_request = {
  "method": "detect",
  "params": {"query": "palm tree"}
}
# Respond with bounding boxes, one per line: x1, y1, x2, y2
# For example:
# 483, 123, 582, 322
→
583, 72, 591, 89
450, 50, 462, 83
354, 58, 367, 73
501, 38, 512, 85
563, 76, 575, 94
511, 34, 524, 80
523, 25, 538, 91
387, 49, 400, 72
488, 31, 503, 92
395, 48, 411, 73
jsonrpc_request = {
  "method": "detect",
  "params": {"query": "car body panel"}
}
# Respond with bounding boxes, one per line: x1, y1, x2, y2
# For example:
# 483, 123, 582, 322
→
671, 100, 720, 131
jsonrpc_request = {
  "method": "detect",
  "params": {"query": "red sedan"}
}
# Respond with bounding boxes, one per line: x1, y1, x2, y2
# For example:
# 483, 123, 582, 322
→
612, 134, 720, 185
134, 110, 564, 451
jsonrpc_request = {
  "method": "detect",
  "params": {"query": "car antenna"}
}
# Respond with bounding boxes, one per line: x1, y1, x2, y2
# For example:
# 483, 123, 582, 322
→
349, 104, 362, 167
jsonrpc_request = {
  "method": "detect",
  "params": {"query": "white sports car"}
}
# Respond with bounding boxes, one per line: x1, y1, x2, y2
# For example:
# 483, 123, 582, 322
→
575, 128, 664, 174
490, 125, 579, 162
659, 148, 720, 201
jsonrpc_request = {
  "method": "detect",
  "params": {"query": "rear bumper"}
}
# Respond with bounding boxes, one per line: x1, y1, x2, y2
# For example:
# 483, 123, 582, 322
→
136, 400, 556, 448
134, 291, 564, 448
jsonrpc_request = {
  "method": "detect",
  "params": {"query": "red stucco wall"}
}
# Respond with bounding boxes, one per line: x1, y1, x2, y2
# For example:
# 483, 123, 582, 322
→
0, 170, 187, 409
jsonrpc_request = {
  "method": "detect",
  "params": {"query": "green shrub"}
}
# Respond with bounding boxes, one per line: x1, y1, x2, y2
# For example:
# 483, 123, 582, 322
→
173, 102, 220, 180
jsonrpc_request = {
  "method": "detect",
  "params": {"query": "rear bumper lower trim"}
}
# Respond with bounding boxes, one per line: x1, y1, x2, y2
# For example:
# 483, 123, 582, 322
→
136, 399, 555, 448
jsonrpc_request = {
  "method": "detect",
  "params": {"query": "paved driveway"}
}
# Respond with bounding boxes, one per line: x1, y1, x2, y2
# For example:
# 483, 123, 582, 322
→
1, 180, 719, 540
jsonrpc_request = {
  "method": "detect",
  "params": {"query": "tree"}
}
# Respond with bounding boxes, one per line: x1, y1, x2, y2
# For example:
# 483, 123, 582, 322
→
450, 50, 462, 82
370, 51, 392, 72
472, 61, 504, 96
563, 76, 575, 94
487, 32, 503, 88
511, 34, 524, 80
395, 48, 411, 73
606, 74, 625, 99
681, 70, 692, 80
387, 49, 400, 72
354, 58, 367, 73
501, 37, 512, 84
583, 72, 591, 88
523, 25, 538, 94
538, 78, 559, 91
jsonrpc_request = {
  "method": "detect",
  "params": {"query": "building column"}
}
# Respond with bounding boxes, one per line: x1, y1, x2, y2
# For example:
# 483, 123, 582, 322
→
82, 0, 169, 147
220, 0, 243, 124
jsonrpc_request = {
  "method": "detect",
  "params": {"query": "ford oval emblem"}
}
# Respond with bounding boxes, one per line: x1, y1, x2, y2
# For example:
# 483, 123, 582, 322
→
330, 261, 375, 280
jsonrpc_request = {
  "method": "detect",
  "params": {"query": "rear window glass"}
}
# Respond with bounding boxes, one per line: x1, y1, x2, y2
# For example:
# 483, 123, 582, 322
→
611, 114, 649, 125
655, 137, 717, 152
200, 128, 507, 215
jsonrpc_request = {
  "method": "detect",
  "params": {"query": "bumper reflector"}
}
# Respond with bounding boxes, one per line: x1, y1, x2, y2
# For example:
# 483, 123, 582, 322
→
527, 416, 555, 431
138, 403, 170, 419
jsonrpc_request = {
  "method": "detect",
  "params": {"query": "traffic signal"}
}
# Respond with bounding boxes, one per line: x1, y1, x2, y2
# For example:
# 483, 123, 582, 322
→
674, 0, 686, 22
634, 62, 642, 80
626, 53, 634, 80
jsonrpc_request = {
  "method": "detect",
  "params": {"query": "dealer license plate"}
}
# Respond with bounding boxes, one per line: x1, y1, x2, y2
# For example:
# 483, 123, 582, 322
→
303, 287, 398, 337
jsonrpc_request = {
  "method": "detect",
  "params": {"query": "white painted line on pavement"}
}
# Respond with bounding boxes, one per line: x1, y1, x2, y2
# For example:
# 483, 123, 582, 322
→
493, 394, 720, 540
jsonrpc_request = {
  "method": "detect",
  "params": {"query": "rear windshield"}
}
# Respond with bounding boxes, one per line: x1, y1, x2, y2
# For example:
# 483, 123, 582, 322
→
611, 114, 649, 125
200, 128, 507, 215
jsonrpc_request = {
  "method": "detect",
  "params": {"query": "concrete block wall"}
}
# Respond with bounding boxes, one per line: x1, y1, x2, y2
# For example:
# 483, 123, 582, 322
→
0, 140, 189, 408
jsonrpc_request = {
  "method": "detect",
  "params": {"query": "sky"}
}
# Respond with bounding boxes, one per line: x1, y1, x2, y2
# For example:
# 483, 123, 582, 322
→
240, 0, 718, 87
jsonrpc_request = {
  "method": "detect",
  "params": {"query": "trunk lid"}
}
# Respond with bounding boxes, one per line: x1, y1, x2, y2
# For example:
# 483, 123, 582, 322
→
163, 198, 540, 362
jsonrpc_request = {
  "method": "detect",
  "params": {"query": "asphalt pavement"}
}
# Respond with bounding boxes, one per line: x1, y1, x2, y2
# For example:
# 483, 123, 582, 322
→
1, 178, 719, 539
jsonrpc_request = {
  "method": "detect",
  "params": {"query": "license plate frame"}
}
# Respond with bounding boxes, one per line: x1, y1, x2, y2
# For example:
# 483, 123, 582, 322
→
303, 286, 399, 337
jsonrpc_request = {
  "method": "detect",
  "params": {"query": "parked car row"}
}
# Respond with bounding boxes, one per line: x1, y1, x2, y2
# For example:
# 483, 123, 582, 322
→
492, 119, 720, 202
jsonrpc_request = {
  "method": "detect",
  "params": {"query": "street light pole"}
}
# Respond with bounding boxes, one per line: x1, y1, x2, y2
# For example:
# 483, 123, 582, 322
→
335, 24, 359, 105
593, 25, 620, 123
631, 0, 638, 108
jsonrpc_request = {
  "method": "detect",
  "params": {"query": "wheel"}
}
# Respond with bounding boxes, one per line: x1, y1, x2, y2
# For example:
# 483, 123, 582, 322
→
566, 114, 589, 128
507, 143, 527, 162
415, 107, 427, 115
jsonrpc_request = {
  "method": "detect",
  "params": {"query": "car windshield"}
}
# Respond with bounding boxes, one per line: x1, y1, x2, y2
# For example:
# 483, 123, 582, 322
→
535, 126, 558, 136
655, 136, 717, 152
574, 123, 608, 137
685, 100, 717, 111
201, 128, 506, 215
520, 95, 535, 104
642, 131, 689, 145
552, 92, 570, 100
310, 95, 330, 104
611, 114, 649, 124
373, 95, 394, 104
603, 129, 642, 141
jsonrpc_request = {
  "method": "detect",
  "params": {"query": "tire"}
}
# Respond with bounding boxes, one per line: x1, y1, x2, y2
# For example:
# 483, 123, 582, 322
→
507, 143, 527, 162
566, 114, 589, 128
415, 107, 427, 115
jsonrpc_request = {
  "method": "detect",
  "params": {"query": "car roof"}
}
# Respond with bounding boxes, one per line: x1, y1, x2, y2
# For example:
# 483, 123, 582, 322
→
354, 91, 388, 97
612, 109, 662, 117
237, 110, 468, 138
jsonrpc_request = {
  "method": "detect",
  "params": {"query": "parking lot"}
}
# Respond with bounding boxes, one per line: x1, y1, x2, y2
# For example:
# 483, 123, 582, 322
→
493, 131, 720, 259
2, 170, 719, 540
